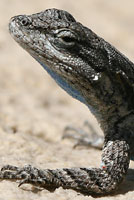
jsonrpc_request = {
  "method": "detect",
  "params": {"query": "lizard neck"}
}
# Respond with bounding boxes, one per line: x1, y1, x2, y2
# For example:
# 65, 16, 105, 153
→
36, 58, 101, 119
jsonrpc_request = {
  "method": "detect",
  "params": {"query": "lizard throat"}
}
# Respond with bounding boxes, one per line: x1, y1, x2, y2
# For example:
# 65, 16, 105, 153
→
36, 58, 87, 104
35, 58, 101, 120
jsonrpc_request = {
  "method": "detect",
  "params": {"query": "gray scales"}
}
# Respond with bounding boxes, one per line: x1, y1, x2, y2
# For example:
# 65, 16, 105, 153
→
1, 8, 134, 195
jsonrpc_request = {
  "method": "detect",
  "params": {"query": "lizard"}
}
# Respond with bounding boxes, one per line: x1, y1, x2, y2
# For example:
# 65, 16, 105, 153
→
1, 8, 134, 195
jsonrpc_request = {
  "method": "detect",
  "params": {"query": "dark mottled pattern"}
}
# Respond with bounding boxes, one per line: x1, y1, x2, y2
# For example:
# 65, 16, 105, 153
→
1, 8, 134, 195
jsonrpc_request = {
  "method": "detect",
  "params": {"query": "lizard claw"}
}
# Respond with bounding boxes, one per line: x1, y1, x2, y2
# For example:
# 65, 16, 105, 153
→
0, 164, 48, 189
0, 164, 36, 184
1, 165, 19, 171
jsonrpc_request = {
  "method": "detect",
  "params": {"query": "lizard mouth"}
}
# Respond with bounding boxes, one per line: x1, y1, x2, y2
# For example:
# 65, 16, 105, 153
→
9, 16, 26, 43
9, 15, 38, 53
9, 16, 46, 60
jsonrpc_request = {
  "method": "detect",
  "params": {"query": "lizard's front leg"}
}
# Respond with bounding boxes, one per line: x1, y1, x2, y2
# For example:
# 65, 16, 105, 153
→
63, 121, 104, 149
0, 139, 130, 194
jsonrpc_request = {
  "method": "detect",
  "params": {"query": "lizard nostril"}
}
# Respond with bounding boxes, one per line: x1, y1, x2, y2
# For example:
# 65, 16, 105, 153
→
20, 17, 29, 26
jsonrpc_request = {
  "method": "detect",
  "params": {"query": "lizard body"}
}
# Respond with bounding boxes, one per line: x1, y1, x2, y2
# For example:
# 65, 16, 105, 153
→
1, 8, 134, 195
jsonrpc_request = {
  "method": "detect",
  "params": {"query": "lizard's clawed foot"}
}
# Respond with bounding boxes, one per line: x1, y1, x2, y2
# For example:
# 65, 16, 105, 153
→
0, 140, 130, 195
0, 164, 48, 188
62, 121, 103, 149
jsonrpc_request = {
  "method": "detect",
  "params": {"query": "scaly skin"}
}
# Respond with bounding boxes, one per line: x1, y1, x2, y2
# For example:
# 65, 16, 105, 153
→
1, 8, 134, 195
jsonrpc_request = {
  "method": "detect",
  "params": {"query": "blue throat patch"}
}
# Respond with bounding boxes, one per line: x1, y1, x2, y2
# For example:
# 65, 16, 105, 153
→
37, 59, 87, 105
36, 59, 100, 120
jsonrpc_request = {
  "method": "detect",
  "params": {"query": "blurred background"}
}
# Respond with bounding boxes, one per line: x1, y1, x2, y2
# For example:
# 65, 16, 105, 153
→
0, 0, 134, 199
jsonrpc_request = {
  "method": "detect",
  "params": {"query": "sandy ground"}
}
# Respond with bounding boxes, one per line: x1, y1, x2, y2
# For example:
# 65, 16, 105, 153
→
0, 0, 134, 199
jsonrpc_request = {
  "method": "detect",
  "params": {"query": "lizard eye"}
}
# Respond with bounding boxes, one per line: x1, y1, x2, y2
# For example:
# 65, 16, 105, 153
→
60, 36, 76, 44
56, 30, 78, 47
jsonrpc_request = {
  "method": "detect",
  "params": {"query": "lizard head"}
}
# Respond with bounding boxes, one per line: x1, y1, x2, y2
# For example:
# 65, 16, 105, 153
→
9, 9, 103, 111
9, 9, 134, 126
9, 8, 101, 81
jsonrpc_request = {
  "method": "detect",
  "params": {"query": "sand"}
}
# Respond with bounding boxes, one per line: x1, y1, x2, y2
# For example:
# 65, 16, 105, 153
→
0, 0, 134, 199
